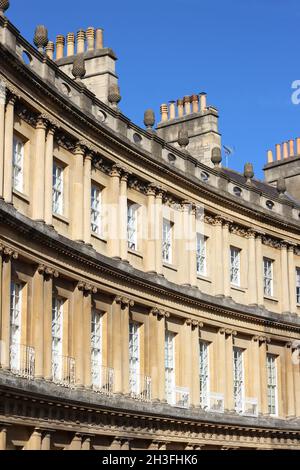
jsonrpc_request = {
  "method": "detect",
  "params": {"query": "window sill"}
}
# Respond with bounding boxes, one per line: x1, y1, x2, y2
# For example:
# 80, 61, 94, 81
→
264, 295, 278, 303
197, 274, 212, 283
53, 213, 69, 225
91, 232, 107, 243
230, 284, 246, 293
12, 189, 30, 204
128, 249, 143, 259
163, 262, 177, 272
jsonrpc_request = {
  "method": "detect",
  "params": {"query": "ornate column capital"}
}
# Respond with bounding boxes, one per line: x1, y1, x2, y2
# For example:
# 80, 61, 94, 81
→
150, 306, 170, 319
115, 295, 134, 309
146, 182, 157, 197
246, 229, 257, 239
36, 114, 49, 130
219, 327, 237, 337
78, 281, 97, 295
37, 264, 59, 280
0, 244, 18, 261
185, 318, 204, 329
109, 163, 123, 178
253, 335, 271, 344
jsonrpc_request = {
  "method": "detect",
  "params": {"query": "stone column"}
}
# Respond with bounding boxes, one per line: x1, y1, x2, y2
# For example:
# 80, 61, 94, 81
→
247, 230, 257, 304
27, 428, 42, 450
33, 266, 46, 378
83, 153, 92, 245
216, 329, 226, 402
251, 337, 261, 410
155, 189, 164, 276
0, 82, 6, 199
44, 124, 56, 226
41, 432, 52, 450
69, 433, 82, 450
285, 343, 295, 418
43, 269, 58, 381
288, 245, 296, 313
255, 234, 264, 306
179, 202, 191, 285
119, 171, 129, 262
190, 321, 201, 407
214, 217, 224, 296
224, 329, 235, 412
0, 247, 18, 369
182, 319, 192, 395
82, 436, 91, 451
119, 297, 132, 394
145, 184, 156, 273
189, 206, 197, 287
72, 144, 85, 242
0, 426, 7, 450
32, 116, 48, 220
73, 284, 84, 387
222, 220, 230, 297
292, 350, 300, 417
280, 243, 290, 313
150, 308, 168, 401
107, 165, 122, 258
83, 290, 93, 388
3, 93, 17, 203
259, 338, 268, 415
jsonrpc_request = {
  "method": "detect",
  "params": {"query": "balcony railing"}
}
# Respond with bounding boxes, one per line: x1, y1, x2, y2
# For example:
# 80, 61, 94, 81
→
129, 375, 152, 402
51, 354, 75, 388
171, 386, 190, 409
9, 343, 35, 379
241, 397, 258, 417
205, 392, 225, 413
91, 364, 114, 395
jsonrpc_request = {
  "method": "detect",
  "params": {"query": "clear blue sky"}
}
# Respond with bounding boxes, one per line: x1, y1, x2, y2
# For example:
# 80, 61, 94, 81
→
8, 0, 300, 179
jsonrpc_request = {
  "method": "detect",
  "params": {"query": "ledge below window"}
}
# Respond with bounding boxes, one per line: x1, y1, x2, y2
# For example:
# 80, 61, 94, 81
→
163, 262, 178, 272
230, 284, 246, 293
264, 294, 279, 303
91, 232, 107, 244
12, 189, 30, 204
128, 248, 143, 259
53, 212, 69, 225
197, 274, 212, 283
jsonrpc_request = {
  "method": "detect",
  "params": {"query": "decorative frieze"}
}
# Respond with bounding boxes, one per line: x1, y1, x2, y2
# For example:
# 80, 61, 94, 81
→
262, 236, 282, 249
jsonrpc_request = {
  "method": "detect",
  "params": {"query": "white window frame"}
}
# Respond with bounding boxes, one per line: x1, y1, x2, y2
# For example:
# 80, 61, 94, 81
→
129, 321, 140, 395
165, 330, 175, 404
267, 354, 278, 416
91, 310, 103, 388
296, 268, 300, 304
52, 297, 63, 381
10, 282, 22, 371
52, 163, 64, 215
199, 340, 209, 408
196, 234, 207, 276
13, 136, 24, 192
91, 185, 102, 235
162, 219, 172, 264
263, 258, 273, 296
233, 347, 244, 413
230, 246, 241, 286
127, 202, 138, 251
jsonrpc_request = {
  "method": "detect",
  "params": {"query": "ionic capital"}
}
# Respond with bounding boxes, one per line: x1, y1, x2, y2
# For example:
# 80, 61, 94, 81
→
78, 281, 97, 295
150, 306, 170, 319
185, 318, 204, 329
253, 335, 271, 344
115, 295, 135, 309
38, 264, 59, 279
146, 182, 157, 197
36, 114, 49, 130
109, 163, 123, 178
0, 244, 18, 261
219, 327, 237, 336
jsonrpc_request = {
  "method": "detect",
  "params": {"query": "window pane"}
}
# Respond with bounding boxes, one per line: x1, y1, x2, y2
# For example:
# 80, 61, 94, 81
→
52, 164, 63, 215
91, 186, 102, 235
230, 247, 240, 286
196, 234, 207, 275
162, 220, 172, 263
13, 137, 24, 192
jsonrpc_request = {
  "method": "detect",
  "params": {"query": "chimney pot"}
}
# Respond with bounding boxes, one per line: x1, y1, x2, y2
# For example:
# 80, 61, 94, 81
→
191, 94, 199, 113
275, 143, 281, 161
96, 28, 104, 49
296, 138, 300, 155
169, 101, 176, 120
77, 29, 86, 54
160, 104, 168, 122
267, 150, 273, 164
56, 35, 65, 60
199, 92, 207, 111
86, 27, 95, 51
177, 99, 184, 118
66, 32, 75, 57
45, 41, 54, 60
289, 139, 295, 157
283, 142, 288, 159
183, 95, 191, 115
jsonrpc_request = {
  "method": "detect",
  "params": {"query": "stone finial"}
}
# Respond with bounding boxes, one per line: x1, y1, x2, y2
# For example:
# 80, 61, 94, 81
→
244, 162, 254, 183
211, 147, 222, 167
277, 177, 286, 197
178, 129, 189, 151
72, 54, 86, 81
108, 84, 121, 109
144, 109, 155, 130
0, 0, 9, 16
34, 25, 49, 53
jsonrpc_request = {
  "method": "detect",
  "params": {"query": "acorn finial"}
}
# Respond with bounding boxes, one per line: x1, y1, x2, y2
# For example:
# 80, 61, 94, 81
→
108, 84, 121, 109
211, 147, 222, 168
244, 162, 254, 183
34, 25, 49, 53
0, 0, 9, 16
277, 177, 286, 197
72, 54, 86, 82
178, 129, 189, 152
144, 109, 155, 130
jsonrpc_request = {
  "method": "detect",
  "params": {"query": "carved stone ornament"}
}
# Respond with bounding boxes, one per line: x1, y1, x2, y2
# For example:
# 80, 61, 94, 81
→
78, 281, 97, 294
178, 129, 189, 150
72, 54, 86, 82
262, 236, 281, 249
0, 243, 18, 260
115, 296, 134, 308
211, 147, 222, 167
38, 264, 59, 279
0, 0, 10, 16
34, 25, 49, 53
150, 307, 170, 319
144, 109, 155, 130
108, 84, 121, 109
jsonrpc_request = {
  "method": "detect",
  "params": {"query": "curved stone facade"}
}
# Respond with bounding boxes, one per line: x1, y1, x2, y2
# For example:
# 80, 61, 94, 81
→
0, 9, 299, 450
